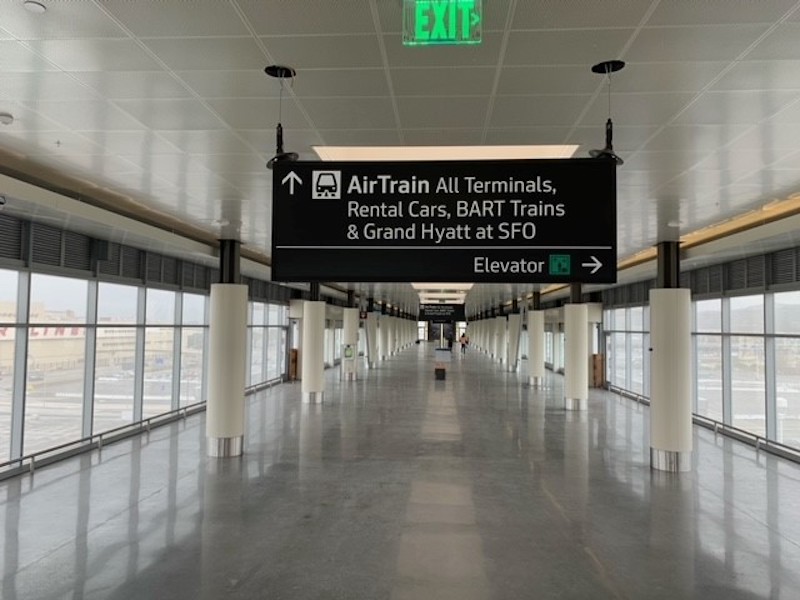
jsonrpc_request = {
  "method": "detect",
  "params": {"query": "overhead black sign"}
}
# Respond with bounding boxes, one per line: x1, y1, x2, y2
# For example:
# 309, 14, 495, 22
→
419, 303, 466, 322
271, 159, 616, 283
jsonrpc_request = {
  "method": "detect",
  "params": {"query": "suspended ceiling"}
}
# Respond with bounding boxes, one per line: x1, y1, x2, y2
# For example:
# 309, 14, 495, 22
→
2, 0, 800, 310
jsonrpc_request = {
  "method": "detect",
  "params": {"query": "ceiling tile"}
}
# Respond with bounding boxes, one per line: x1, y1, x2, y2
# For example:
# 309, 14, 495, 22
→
291, 69, 391, 98
392, 67, 495, 96
142, 38, 266, 71
263, 35, 383, 69
0, 2, 126, 40
622, 150, 710, 174
301, 97, 397, 129
712, 60, 800, 91
239, 0, 377, 35
103, 0, 249, 37
0, 40, 60, 71
726, 122, 800, 152
21, 100, 147, 131
748, 23, 800, 60
71, 71, 192, 100
0, 129, 103, 155
694, 149, 781, 174
205, 98, 309, 129
82, 131, 182, 156
496, 66, 597, 95
315, 129, 401, 146
504, 29, 633, 66
383, 32, 503, 67
648, 0, 798, 26
579, 92, 695, 126
674, 90, 800, 125
629, 25, 770, 62
397, 97, 489, 128
32, 39, 163, 71
644, 124, 752, 152
115, 99, 225, 130
614, 61, 728, 93
177, 70, 278, 99
0, 72, 100, 102
514, 0, 654, 29
489, 95, 588, 127
155, 130, 254, 155
188, 154, 268, 176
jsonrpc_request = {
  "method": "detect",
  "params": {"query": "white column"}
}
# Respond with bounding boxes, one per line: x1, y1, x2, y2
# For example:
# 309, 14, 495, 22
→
388, 316, 396, 356
650, 288, 693, 472
342, 307, 359, 381
206, 283, 248, 457
507, 313, 522, 373
564, 304, 589, 410
366, 313, 378, 369
552, 325, 562, 372
379, 315, 390, 360
528, 310, 545, 387
301, 300, 325, 402
496, 316, 507, 365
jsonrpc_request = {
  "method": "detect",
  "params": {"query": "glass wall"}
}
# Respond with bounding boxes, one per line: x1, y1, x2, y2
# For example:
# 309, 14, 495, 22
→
0, 265, 289, 463
604, 290, 800, 452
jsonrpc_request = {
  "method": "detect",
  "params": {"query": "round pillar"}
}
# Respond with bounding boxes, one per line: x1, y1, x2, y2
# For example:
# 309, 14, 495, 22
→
206, 283, 248, 457
650, 288, 692, 472
564, 304, 588, 410
528, 310, 545, 387
301, 300, 325, 402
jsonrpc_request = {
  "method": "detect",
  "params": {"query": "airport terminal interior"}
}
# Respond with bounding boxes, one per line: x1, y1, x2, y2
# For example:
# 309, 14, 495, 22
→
1, 1, 800, 598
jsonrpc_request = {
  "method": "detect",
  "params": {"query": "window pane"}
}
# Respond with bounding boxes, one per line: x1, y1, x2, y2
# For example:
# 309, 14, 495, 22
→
98, 282, 138, 324
180, 327, 205, 406
630, 306, 643, 332
603, 309, 612, 331
613, 308, 625, 330
696, 335, 723, 422
630, 333, 644, 394
268, 304, 280, 326
250, 327, 265, 385
0, 269, 19, 321
146, 289, 175, 324
182, 293, 206, 326
24, 326, 85, 454
776, 337, 800, 448
30, 274, 87, 323
94, 327, 137, 432
696, 299, 721, 333
730, 295, 763, 334
143, 327, 173, 417
252, 303, 266, 327
613, 332, 626, 387
731, 335, 765, 436
0, 325, 17, 462
774, 291, 800, 334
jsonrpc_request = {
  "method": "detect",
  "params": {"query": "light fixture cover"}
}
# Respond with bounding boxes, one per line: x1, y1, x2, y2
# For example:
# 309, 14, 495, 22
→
23, 1, 47, 14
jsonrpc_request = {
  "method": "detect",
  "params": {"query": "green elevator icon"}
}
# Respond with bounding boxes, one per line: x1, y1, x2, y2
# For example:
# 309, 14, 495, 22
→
548, 254, 571, 276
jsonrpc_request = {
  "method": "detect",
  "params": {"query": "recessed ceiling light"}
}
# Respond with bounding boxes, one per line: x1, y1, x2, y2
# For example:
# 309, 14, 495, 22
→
23, 1, 47, 14
0, 112, 14, 126
313, 145, 579, 162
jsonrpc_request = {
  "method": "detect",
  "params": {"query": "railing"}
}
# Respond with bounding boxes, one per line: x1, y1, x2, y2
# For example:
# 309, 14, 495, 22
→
607, 384, 800, 465
0, 376, 285, 482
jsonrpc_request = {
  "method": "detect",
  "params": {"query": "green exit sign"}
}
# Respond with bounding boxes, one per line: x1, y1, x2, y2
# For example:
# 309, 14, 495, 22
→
403, 0, 482, 46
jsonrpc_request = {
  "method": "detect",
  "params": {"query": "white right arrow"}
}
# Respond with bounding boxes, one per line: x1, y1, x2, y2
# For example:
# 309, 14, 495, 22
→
581, 255, 602, 274
281, 171, 302, 195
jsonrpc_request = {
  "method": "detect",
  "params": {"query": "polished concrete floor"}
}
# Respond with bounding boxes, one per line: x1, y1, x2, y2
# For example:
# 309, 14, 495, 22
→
2, 344, 800, 599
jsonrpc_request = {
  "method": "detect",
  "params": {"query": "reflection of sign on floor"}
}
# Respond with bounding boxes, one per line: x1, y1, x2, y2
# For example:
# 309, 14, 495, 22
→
312, 170, 342, 199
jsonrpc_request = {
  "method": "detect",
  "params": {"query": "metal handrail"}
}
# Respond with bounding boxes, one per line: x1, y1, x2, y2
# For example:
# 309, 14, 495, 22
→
0, 375, 284, 481
606, 384, 800, 464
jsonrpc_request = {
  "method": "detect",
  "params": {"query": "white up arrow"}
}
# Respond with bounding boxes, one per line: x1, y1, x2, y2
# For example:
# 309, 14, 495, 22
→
581, 256, 602, 274
281, 171, 302, 195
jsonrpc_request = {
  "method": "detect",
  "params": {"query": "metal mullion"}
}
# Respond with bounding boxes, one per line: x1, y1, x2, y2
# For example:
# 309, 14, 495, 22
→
171, 293, 183, 411
10, 271, 30, 460
722, 297, 732, 425
765, 293, 777, 440
133, 287, 146, 422
82, 280, 98, 438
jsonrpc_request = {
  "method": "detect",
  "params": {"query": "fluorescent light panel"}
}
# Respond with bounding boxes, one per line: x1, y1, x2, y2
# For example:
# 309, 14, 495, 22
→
313, 145, 579, 161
